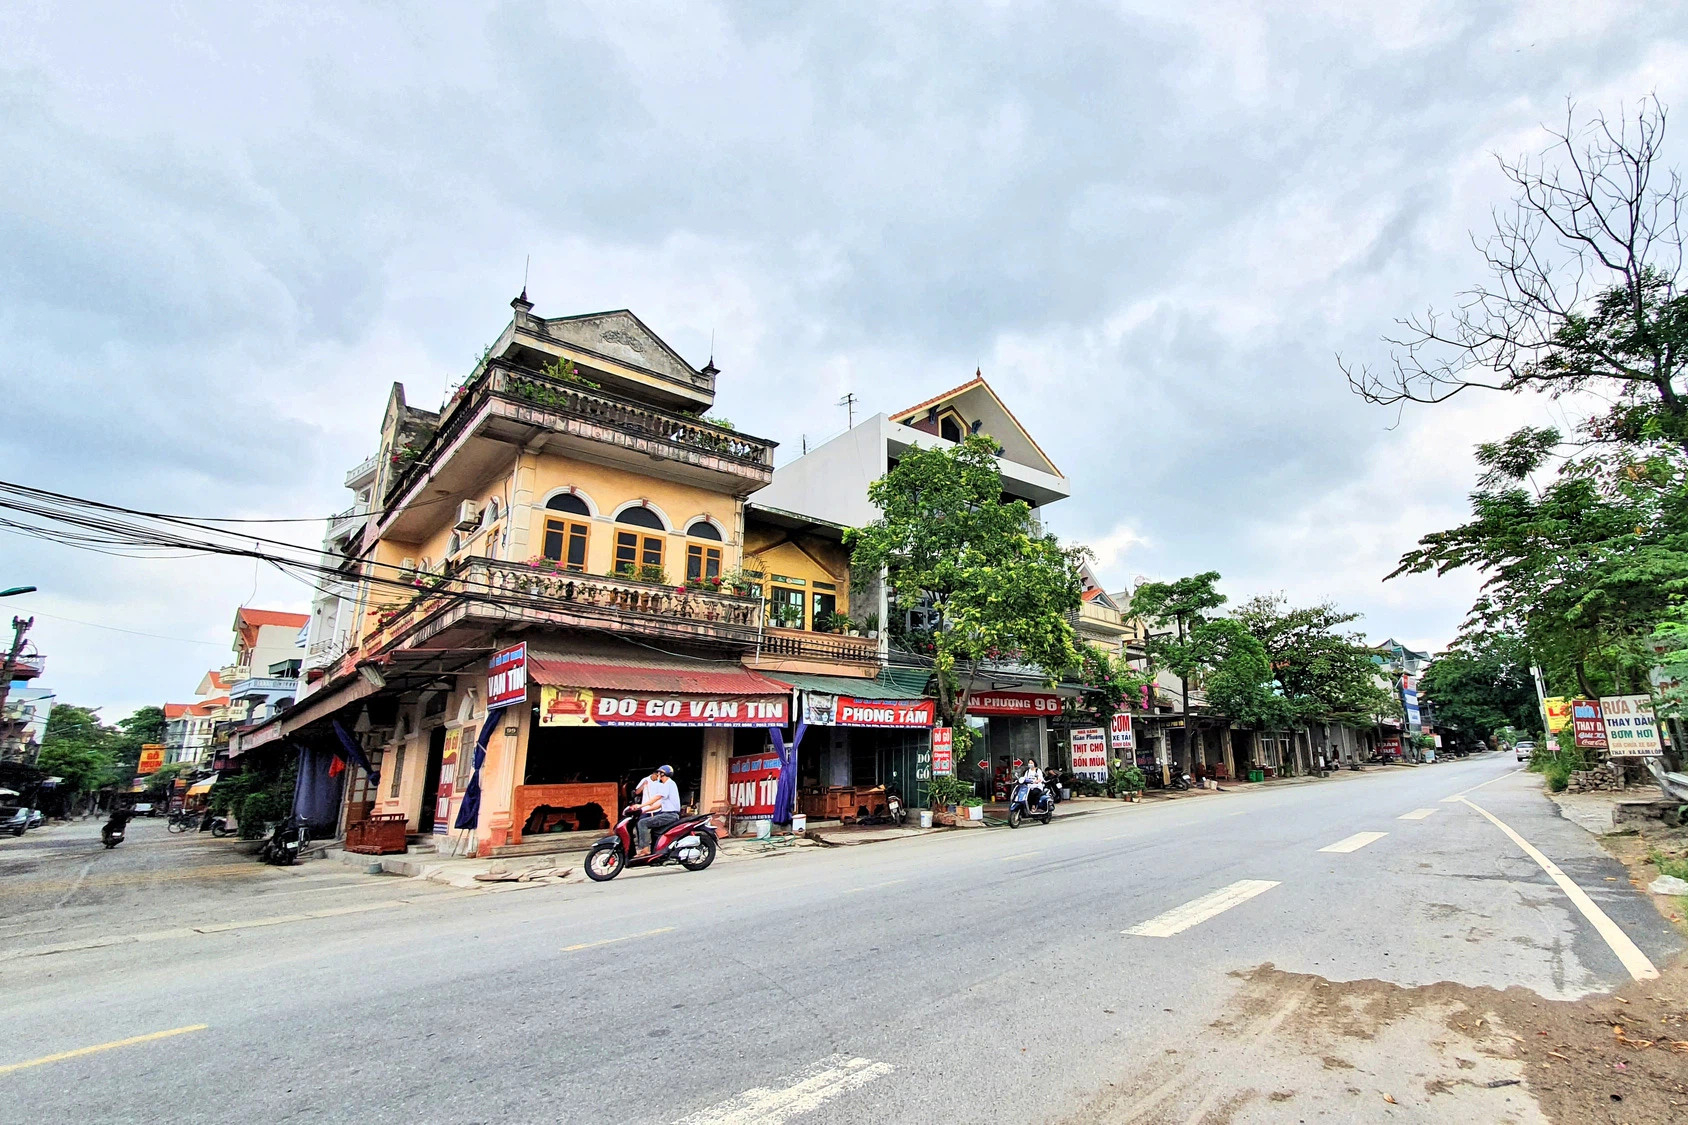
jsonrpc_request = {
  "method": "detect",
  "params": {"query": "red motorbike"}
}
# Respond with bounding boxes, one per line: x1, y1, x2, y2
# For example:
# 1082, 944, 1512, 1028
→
584, 806, 718, 882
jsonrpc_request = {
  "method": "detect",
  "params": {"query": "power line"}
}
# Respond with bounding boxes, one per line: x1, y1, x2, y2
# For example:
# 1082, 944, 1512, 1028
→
29, 612, 226, 647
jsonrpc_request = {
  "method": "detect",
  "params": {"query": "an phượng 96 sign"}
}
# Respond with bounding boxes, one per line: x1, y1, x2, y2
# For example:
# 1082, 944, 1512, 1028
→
930, 727, 954, 776
968, 690, 1062, 716
1070, 727, 1108, 780
1571, 700, 1608, 749
1600, 694, 1663, 757
487, 643, 528, 708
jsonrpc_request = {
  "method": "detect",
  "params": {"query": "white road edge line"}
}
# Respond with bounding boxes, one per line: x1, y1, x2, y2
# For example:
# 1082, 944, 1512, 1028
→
1123, 880, 1280, 938
1441, 768, 1522, 802
1319, 831, 1387, 853
1399, 808, 1438, 821
673, 1054, 893, 1125
1458, 796, 1658, 981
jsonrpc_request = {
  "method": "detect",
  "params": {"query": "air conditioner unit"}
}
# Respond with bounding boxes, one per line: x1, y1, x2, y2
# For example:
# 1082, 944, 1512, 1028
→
400, 557, 416, 574
454, 500, 481, 530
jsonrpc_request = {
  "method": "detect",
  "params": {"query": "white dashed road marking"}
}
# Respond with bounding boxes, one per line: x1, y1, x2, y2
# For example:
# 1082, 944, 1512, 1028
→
1319, 831, 1387, 853
674, 1054, 893, 1125
1398, 808, 1438, 820
1123, 880, 1281, 938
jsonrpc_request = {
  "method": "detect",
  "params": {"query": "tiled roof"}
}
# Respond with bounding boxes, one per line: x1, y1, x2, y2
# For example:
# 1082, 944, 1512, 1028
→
163, 703, 191, 719
235, 609, 309, 630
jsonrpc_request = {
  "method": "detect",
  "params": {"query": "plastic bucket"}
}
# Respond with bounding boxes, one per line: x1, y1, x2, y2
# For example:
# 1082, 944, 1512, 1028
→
918, 810, 933, 829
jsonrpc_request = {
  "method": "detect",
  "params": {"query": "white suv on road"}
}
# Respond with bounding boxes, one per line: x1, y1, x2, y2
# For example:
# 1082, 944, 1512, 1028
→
1515, 740, 1536, 761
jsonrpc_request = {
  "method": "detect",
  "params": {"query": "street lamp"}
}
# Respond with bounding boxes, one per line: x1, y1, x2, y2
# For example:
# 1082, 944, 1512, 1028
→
0, 586, 36, 598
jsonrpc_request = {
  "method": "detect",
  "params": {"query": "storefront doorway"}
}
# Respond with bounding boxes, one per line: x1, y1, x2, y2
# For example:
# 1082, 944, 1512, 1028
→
525, 725, 704, 809
417, 726, 446, 833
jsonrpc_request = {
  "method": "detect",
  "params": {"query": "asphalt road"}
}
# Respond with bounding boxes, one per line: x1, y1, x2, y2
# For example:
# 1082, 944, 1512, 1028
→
2, 753, 1679, 1124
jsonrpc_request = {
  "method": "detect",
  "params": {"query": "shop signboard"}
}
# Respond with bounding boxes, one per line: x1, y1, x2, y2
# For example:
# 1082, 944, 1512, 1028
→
1543, 696, 1571, 734
1109, 713, 1133, 751
968, 690, 1063, 717
929, 726, 954, 776
539, 686, 787, 727
804, 692, 934, 727
1401, 677, 1421, 731
1378, 734, 1403, 758
434, 727, 462, 835
137, 745, 165, 774
1571, 699, 1608, 749
1599, 694, 1663, 757
728, 752, 782, 819
1070, 727, 1109, 780
486, 643, 528, 708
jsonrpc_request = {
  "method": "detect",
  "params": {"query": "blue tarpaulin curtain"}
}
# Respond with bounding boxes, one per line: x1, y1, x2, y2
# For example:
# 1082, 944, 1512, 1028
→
330, 719, 381, 787
291, 741, 345, 832
769, 720, 807, 824
453, 706, 507, 831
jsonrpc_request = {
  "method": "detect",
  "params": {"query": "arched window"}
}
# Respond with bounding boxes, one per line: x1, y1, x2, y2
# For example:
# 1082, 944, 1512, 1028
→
685, 520, 724, 586
542, 493, 590, 572
547, 492, 590, 516
448, 531, 462, 556
614, 506, 666, 577
484, 497, 500, 524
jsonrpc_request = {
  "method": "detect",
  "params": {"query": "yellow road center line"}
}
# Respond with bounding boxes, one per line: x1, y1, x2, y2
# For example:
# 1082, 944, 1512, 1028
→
1399, 808, 1439, 820
562, 926, 675, 952
0, 1025, 207, 1075
1458, 796, 1658, 981
1441, 768, 1521, 802
843, 879, 907, 894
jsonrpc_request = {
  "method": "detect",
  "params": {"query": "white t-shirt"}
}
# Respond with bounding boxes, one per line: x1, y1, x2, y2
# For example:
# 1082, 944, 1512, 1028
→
644, 777, 681, 813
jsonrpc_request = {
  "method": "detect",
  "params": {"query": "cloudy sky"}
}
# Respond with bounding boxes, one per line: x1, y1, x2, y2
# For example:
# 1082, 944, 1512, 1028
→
4, 1, 1685, 720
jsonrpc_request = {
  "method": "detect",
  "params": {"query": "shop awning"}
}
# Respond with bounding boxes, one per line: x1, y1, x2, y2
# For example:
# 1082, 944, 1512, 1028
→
186, 778, 216, 796
527, 653, 786, 695
528, 652, 790, 728
762, 672, 929, 700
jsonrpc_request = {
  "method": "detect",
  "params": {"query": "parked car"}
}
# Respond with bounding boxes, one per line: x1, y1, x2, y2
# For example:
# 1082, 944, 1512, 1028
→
0, 806, 29, 837
26, 809, 44, 829
131, 802, 156, 817
1515, 740, 1536, 762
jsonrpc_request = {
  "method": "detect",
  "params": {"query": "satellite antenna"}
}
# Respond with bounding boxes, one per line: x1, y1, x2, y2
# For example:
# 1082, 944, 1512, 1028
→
838, 392, 858, 428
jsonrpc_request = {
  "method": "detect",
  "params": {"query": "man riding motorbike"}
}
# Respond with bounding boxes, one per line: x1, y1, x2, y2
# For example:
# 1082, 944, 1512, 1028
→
635, 765, 681, 858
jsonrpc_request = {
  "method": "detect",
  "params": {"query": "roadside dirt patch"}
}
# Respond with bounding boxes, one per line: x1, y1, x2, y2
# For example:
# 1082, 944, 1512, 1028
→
1230, 962, 1688, 1124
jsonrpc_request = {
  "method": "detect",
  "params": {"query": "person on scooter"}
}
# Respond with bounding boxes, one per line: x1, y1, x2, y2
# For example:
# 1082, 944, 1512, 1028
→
1020, 759, 1046, 808
635, 764, 681, 857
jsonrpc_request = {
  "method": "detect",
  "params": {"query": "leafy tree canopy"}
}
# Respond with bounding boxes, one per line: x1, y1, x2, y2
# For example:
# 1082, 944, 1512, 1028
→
847, 434, 1084, 729
1416, 633, 1541, 742
35, 704, 121, 796
1230, 594, 1397, 724
111, 705, 168, 770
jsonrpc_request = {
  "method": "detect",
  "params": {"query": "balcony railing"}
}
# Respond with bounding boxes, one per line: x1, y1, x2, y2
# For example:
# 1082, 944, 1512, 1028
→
229, 677, 299, 697
327, 505, 369, 547
361, 558, 764, 654
384, 361, 776, 504
344, 453, 380, 489
759, 627, 880, 666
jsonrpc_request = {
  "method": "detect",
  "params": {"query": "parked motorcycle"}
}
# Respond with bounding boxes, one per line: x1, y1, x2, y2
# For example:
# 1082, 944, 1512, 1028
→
101, 810, 130, 849
886, 788, 905, 826
167, 810, 196, 833
1168, 771, 1192, 792
259, 817, 309, 865
584, 806, 718, 882
1006, 779, 1053, 828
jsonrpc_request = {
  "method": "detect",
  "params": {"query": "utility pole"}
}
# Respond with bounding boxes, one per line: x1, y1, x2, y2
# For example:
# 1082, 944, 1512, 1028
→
0, 616, 34, 751
1177, 612, 1189, 787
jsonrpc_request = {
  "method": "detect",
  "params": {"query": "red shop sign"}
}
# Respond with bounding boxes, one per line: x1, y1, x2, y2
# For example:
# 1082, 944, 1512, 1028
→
1109, 713, 1134, 750
729, 753, 782, 818
931, 727, 954, 776
1571, 699, 1609, 749
836, 698, 935, 728
968, 690, 1063, 716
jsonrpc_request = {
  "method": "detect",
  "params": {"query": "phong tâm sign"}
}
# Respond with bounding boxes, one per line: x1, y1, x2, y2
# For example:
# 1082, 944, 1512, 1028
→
540, 686, 787, 727
802, 693, 935, 728
1599, 694, 1663, 757
968, 690, 1062, 717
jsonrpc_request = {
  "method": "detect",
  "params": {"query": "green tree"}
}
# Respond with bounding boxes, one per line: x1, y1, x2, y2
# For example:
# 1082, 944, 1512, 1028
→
847, 434, 1085, 738
1129, 571, 1227, 688
35, 704, 120, 796
1130, 575, 1286, 727
1230, 595, 1397, 723
1416, 634, 1541, 743
111, 705, 168, 771
1072, 646, 1152, 727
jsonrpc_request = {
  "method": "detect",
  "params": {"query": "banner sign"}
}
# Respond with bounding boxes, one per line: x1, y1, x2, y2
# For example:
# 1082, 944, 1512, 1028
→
728, 753, 781, 819
1070, 727, 1108, 780
540, 686, 787, 727
930, 727, 954, 776
1401, 680, 1421, 731
1109, 713, 1134, 751
487, 643, 528, 708
804, 692, 935, 728
968, 690, 1062, 717
1544, 696, 1571, 734
1378, 735, 1402, 757
137, 745, 165, 774
1599, 694, 1663, 757
1571, 699, 1608, 749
